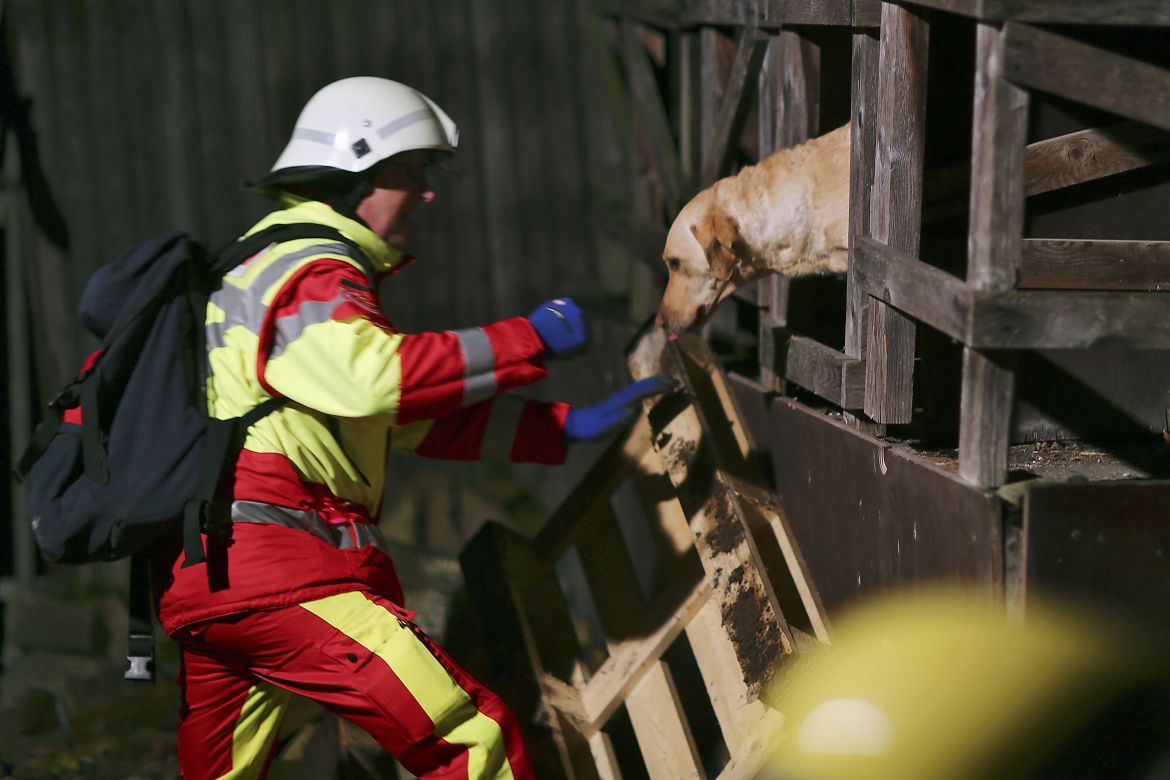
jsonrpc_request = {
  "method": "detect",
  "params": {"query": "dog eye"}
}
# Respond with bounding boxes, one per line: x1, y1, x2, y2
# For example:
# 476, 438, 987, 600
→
667, 258, 680, 271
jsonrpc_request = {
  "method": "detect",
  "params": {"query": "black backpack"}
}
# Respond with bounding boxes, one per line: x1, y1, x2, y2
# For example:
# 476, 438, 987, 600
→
17, 222, 374, 680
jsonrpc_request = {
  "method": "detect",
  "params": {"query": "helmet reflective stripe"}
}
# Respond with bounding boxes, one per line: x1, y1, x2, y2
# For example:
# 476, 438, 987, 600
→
254, 77, 459, 193
292, 128, 338, 147
378, 108, 436, 141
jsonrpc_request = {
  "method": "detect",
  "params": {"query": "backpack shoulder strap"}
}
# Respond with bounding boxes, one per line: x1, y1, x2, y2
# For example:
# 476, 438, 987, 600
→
210, 223, 377, 286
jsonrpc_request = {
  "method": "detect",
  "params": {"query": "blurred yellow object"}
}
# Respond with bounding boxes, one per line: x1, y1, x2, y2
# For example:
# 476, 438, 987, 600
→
764, 589, 1170, 780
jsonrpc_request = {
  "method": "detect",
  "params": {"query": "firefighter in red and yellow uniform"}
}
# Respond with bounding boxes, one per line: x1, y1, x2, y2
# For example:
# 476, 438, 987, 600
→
156, 77, 674, 780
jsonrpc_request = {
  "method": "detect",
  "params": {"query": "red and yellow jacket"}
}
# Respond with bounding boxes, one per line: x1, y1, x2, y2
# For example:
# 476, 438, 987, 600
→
156, 199, 567, 634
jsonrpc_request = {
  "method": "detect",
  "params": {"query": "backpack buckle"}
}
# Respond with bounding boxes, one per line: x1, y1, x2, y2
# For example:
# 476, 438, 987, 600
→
124, 631, 155, 682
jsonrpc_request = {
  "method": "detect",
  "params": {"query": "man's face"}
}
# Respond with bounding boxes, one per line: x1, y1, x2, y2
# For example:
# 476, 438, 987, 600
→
356, 152, 436, 245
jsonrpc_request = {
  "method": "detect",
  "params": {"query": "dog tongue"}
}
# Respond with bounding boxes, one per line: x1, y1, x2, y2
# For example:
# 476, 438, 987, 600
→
667, 333, 680, 341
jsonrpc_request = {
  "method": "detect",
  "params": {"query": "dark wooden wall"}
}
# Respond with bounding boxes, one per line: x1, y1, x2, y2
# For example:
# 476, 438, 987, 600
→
6, 0, 640, 399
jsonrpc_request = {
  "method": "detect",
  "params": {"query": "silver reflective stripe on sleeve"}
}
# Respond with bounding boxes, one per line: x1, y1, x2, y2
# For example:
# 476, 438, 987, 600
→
230, 500, 389, 553
206, 242, 352, 350
377, 108, 433, 141
480, 396, 525, 459
292, 127, 338, 146
269, 295, 345, 360
453, 327, 497, 406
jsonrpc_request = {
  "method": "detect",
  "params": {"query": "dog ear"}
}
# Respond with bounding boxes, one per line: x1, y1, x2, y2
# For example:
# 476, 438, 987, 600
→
690, 210, 745, 281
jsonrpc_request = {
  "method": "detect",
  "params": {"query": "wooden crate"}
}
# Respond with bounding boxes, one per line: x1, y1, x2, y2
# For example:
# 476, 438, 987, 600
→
461, 334, 829, 779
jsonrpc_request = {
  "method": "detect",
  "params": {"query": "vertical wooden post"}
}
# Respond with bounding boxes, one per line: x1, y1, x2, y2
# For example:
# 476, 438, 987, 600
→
864, 3, 929, 424
845, 29, 880, 360
959, 23, 1028, 487
758, 24, 820, 390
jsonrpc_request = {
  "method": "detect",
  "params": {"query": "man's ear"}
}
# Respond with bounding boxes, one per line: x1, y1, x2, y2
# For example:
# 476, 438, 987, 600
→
690, 209, 745, 281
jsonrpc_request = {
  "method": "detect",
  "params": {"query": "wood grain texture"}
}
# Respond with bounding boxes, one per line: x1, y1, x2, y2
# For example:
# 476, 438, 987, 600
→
864, 3, 929, 424
625, 662, 706, 780
781, 334, 866, 409
960, 23, 1028, 488
1003, 22, 1170, 133
898, 0, 1170, 25
623, 20, 686, 211
1019, 239, 1170, 291
852, 236, 974, 342
701, 24, 770, 186
1024, 123, 1170, 198
846, 30, 880, 359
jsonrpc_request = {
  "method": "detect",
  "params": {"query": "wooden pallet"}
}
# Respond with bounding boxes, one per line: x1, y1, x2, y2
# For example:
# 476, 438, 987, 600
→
462, 333, 829, 779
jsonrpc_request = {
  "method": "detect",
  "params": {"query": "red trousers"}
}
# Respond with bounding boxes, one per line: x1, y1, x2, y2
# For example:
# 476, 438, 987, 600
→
173, 590, 534, 779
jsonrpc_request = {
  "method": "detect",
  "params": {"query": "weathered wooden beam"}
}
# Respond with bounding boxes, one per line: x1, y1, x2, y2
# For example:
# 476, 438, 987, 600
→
678, 0, 879, 27
1019, 239, 1170, 291
1002, 22, 1170, 134
621, 20, 686, 211
700, 24, 770, 186
924, 122, 1170, 224
768, 329, 866, 409
852, 236, 973, 343
768, 0, 853, 26
969, 291, 1170, 350
1024, 123, 1170, 198
598, 0, 685, 27
852, 0, 884, 26
897, 0, 1170, 25
855, 237, 1170, 350
845, 29, 880, 359
864, 3, 929, 424
960, 22, 1028, 488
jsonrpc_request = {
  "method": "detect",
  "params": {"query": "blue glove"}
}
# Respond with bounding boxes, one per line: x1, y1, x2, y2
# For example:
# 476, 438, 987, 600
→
565, 376, 679, 444
527, 297, 588, 356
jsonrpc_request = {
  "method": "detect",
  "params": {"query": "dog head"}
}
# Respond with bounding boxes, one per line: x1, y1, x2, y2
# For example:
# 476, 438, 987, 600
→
656, 193, 750, 333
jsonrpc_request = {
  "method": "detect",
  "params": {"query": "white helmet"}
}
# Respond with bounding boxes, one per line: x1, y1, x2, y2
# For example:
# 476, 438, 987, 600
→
249, 76, 458, 195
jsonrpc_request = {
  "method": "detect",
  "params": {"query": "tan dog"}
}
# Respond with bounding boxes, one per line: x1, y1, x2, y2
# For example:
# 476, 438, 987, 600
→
656, 124, 851, 332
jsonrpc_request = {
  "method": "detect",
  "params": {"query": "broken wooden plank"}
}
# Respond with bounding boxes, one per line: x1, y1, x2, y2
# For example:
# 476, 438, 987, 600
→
1002, 22, 1170, 133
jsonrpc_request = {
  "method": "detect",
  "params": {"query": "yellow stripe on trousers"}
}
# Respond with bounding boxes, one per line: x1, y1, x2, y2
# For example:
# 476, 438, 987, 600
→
301, 591, 516, 780
227, 682, 291, 780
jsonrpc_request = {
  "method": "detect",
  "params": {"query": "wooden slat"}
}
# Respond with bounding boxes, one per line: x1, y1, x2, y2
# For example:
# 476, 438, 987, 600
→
576, 578, 713, 733
588, 732, 623, 780
852, 0, 883, 26
845, 29, 880, 359
780, 334, 866, 410
622, 19, 685, 211
1002, 22, 1170, 134
701, 25, 769, 186
683, 599, 768, 753
1025, 123, 1170, 198
855, 237, 1170, 350
969, 290, 1170, 350
959, 22, 1029, 488
625, 661, 705, 780
1019, 239, 1170, 291
757, 33, 785, 390
864, 3, 929, 424
651, 338, 793, 697
896, 0, 1170, 25
852, 236, 974, 343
